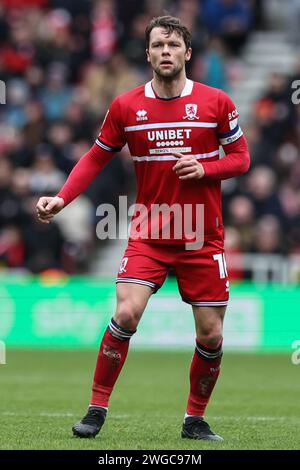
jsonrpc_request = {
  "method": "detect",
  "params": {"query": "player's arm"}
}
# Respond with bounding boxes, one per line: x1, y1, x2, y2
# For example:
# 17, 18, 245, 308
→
36, 144, 116, 223
172, 91, 249, 181
200, 89, 250, 180
201, 134, 250, 180
36, 98, 125, 224
171, 135, 249, 181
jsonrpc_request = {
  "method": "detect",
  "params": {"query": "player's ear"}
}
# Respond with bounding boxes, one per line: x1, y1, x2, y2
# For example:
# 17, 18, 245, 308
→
185, 47, 192, 62
146, 49, 150, 62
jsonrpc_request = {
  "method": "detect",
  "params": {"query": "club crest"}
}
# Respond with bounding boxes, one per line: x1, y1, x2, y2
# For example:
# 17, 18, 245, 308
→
183, 104, 199, 120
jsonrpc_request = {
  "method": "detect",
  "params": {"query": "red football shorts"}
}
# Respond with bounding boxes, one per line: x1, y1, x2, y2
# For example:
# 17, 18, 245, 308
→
116, 240, 229, 307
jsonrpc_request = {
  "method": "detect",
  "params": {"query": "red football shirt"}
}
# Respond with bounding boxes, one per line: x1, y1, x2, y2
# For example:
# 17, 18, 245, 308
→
96, 80, 245, 244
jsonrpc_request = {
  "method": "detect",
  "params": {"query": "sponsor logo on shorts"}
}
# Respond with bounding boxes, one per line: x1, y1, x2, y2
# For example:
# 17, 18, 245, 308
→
119, 257, 128, 273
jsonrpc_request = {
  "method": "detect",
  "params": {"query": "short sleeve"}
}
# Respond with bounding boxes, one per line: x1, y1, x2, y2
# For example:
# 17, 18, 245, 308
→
95, 97, 126, 152
217, 90, 243, 146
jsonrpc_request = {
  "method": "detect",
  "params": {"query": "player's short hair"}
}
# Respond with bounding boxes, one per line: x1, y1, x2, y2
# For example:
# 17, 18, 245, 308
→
145, 16, 192, 51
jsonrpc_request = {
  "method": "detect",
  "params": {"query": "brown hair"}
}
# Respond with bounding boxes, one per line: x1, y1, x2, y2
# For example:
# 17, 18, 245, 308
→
145, 16, 192, 50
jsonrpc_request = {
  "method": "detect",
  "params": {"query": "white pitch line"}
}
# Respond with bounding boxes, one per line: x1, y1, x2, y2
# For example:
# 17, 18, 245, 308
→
211, 416, 297, 422
0, 412, 132, 419
0, 412, 299, 422
1, 412, 76, 417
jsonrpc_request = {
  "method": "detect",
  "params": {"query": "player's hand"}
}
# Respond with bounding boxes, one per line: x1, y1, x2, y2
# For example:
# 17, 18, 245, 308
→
171, 152, 205, 180
36, 196, 65, 224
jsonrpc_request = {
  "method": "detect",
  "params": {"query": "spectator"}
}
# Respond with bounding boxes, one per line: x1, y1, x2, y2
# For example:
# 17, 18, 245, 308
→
202, 0, 253, 55
252, 215, 283, 254
39, 62, 73, 121
0, 0, 299, 274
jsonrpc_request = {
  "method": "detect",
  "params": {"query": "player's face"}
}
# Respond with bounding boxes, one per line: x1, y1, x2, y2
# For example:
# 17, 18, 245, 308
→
146, 27, 191, 80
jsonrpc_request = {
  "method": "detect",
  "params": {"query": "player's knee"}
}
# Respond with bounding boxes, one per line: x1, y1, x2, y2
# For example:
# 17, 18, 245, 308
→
114, 301, 142, 330
197, 331, 222, 349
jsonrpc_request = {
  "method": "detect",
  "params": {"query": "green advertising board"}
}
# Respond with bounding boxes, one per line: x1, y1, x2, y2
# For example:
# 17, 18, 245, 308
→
0, 276, 299, 351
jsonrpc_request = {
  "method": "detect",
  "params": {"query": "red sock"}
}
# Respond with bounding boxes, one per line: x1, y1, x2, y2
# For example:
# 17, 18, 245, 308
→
90, 318, 136, 407
186, 338, 223, 416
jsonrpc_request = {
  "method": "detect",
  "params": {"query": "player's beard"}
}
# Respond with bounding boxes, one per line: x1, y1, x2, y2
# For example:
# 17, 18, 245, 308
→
153, 62, 184, 81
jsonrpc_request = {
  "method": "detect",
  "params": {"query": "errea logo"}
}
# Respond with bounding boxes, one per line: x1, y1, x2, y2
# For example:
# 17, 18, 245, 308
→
136, 109, 148, 121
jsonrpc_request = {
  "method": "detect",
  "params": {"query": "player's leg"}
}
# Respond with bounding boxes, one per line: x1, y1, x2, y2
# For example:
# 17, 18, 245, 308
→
73, 241, 169, 438
175, 240, 228, 440
188, 305, 226, 416
90, 282, 153, 409
182, 305, 225, 441
72, 282, 153, 438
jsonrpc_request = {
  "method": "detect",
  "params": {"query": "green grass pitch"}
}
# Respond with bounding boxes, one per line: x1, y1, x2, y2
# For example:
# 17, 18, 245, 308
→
0, 350, 299, 450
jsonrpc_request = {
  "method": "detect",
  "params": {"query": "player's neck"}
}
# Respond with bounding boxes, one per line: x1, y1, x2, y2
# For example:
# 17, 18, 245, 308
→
151, 73, 187, 99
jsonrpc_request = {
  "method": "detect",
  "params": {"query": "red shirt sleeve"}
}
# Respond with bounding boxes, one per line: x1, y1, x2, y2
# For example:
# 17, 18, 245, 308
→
95, 97, 126, 152
201, 90, 250, 180
57, 144, 115, 206
57, 98, 127, 206
201, 134, 250, 180
216, 89, 243, 145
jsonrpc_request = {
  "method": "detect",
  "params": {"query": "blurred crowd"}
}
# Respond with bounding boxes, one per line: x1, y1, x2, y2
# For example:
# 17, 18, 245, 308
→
0, 0, 299, 276
224, 67, 300, 279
